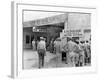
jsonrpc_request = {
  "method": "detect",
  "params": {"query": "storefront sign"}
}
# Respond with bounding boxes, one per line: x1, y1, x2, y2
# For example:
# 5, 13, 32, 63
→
63, 29, 83, 37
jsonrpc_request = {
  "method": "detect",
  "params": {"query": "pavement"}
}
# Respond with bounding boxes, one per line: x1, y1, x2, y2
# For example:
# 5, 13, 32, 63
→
23, 49, 72, 69
23, 49, 90, 69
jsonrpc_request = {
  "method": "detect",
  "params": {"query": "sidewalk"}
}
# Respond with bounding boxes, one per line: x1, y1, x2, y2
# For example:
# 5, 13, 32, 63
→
23, 49, 71, 69
24, 50, 57, 69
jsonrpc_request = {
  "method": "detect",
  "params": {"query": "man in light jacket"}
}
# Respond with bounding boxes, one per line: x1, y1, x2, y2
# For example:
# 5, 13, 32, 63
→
37, 37, 46, 68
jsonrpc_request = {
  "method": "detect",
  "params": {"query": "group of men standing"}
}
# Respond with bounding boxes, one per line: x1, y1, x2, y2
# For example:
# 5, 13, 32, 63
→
61, 37, 91, 67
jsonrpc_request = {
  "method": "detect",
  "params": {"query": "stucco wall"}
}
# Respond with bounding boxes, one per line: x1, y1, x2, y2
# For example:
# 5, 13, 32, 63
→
67, 13, 91, 30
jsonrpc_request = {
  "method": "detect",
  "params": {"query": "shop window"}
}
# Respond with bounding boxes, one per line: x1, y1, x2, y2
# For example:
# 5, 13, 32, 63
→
26, 35, 30, 44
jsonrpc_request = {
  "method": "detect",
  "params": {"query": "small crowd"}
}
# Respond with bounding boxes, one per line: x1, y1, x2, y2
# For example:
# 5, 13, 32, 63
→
32, 37, 91, 68
60, 37, 91, 67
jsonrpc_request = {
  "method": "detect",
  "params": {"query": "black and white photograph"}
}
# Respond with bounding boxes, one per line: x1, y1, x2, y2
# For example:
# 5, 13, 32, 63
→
0, 0, 99, 79
23, 10, 91, 69
10, 2, 97, 78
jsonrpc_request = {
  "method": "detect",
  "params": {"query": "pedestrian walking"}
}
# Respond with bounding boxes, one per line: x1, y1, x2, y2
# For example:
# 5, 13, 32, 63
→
85, 40, 91, 64
60, 37, 67, 63
32, 39, 36, 50
54, 38, 61, 54
50, 39, 54, 53
67, 38, 78, 66
37, 37, 46, 68
75, 41, 84, 66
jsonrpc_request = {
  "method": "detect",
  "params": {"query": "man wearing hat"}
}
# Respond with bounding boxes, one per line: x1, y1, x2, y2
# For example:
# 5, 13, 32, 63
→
37, 37, 46, 68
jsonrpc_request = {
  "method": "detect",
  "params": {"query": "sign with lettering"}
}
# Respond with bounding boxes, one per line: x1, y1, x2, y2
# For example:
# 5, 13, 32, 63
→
63, 29, 83, 37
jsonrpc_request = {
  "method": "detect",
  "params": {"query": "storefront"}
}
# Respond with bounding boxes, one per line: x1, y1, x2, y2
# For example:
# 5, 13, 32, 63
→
23, 14, 66, 49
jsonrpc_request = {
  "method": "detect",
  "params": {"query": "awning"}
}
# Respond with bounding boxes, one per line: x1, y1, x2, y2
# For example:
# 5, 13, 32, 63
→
23, 14, 67, 27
